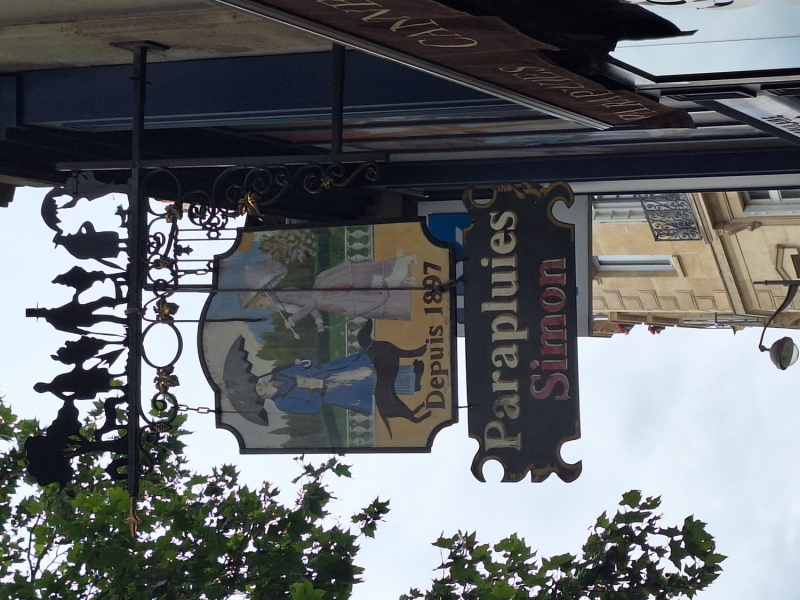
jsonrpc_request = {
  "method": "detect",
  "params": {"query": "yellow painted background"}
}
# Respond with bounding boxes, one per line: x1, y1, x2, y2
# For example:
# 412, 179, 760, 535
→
371, 222, 456, 448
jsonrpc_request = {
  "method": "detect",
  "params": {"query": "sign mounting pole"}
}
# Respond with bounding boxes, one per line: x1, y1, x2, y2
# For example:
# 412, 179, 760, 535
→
112, 39, 169, 506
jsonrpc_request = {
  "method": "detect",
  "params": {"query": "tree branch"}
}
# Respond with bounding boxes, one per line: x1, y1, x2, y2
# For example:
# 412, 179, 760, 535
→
26, 513, 41, 581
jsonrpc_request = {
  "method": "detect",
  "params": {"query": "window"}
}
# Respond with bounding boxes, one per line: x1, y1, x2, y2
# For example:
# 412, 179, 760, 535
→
592, 195, 647, 223
593, 255, 675, 272
744, 189, 800, 216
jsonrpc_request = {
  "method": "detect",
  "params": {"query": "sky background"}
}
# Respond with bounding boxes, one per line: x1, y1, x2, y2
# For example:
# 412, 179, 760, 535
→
613, 0, 800, 75
2, 186, 800, 599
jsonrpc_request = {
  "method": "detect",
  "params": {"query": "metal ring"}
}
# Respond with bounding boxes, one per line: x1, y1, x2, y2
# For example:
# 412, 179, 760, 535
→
140, 321, 184, 369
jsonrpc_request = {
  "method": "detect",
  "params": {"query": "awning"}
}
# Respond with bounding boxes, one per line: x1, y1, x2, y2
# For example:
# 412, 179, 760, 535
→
214, 0, 694, 130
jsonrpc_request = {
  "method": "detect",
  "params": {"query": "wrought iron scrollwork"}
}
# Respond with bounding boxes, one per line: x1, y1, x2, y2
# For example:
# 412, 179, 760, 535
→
135, 186, 191, 472
219, 162, 379, 217
142, 161, 379, 234
638, 193, 703, 242
25, 44, 384, 536
27, 153, 380, 492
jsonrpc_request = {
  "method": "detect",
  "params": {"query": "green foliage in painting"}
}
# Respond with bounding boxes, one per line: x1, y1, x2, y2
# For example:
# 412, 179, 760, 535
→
270, 403, 346, 449
258, 228, 321, 272
323, 226, 349, 270
257, 311, 322, 364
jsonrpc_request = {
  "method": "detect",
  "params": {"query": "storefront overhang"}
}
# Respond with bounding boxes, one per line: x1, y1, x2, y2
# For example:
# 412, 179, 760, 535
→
213, 0, 693, 130
373, 147, 800, 193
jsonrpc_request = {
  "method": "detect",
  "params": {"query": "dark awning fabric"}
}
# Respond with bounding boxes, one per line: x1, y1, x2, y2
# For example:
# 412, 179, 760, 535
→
228, 0, 694, 129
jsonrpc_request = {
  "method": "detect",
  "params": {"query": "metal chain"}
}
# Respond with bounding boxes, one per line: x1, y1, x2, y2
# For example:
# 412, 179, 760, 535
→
177, 404, 215, 415
177, 404, 472, 416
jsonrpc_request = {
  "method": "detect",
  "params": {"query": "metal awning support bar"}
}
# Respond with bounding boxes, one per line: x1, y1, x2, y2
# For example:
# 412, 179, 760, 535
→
56, 152, 389, 172
331, 44, 346, 156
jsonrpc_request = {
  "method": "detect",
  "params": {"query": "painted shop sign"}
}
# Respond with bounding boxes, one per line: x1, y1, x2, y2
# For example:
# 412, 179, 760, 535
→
199, 221, 457, 452
239, 0, 693, 129
462, 182, 581, 483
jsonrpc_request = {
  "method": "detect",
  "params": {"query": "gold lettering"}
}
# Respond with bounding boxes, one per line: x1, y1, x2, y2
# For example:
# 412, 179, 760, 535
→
493, 395, 521, 420
491, 270, 518, 298
569, 90, 601, 99
317, 0, 383, 7
616, 113, 652, 121
499, 66, 544, 74
490, 231, 517, 255
316, 0, 478, 47
492, 345, 519, 369
492, 256, 517, 269
418, 38, 478, 48
489, 210, 517, 231
359, 9, 392, 19
491, 314, 529, 342
585, 94, 622, 104
407, 28, 455, 38
387, 18, 439, 32
547, 83, 586, 91
482, 300, 518, 313
615, 108, 656, 117
492, 370, 518, 393
484, 420, 522, 451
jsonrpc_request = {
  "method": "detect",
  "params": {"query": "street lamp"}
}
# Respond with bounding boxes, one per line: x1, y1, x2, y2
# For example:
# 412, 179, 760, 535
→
755, 280, 800, 370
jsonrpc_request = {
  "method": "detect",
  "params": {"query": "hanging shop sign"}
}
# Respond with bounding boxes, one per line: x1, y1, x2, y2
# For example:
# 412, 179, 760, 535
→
218, 0, 693, 130
462, 182, 581, 483
199, 221, 457, 453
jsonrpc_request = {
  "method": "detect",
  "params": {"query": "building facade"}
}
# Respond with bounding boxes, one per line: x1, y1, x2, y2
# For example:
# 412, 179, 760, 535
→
592, 190, 800, 336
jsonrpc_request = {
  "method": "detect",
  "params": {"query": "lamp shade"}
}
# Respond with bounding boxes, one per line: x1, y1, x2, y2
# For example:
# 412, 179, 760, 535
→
769, 337, 800, 370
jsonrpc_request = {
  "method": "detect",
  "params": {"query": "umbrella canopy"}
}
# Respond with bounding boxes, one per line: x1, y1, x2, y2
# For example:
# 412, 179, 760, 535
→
222, 336, 270, 426
237, 260, 288, 308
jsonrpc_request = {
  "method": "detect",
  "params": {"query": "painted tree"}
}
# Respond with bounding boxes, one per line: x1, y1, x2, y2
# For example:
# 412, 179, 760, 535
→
0, 399, 723, 599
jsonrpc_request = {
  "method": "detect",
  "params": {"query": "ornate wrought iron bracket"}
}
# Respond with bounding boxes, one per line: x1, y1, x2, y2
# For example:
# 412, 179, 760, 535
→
638, 193, 703, 242
24, 41, 385, 534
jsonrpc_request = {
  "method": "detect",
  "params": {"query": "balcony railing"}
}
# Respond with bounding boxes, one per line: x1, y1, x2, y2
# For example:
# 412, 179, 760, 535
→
638, 193, 703, 242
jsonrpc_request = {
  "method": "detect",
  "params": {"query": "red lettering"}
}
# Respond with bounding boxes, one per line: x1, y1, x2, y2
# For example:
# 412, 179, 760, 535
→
540, 258, 566, 286
530, 372, 570, 400
540, 287, 566, 313
541, 314, 566, 356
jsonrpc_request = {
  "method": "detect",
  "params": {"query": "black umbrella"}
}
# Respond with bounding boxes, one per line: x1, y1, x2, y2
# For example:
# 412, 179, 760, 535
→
222, 336, 272, 426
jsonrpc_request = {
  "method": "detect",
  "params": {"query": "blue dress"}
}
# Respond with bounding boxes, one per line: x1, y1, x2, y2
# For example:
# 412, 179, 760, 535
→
271, 353, 376, 415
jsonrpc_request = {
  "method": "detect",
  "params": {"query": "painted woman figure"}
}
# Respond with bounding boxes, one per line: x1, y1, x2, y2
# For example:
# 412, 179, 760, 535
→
237, 254, 418, 327
255, 353, 423, 417
256, 353, 377, 415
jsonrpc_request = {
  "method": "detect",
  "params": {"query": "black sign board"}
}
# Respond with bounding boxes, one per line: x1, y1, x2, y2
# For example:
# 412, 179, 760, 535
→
463, 182, 581, 483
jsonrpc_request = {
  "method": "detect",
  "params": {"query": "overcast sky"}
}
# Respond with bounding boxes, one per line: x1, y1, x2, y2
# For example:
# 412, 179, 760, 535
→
2, 186, 799, 600
613, 0, 800, 75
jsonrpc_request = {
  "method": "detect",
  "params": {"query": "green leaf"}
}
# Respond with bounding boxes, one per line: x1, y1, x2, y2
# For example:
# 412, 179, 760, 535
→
291, 581, 326, 600
333, 463, 352, 478
620, 490, 643, 508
